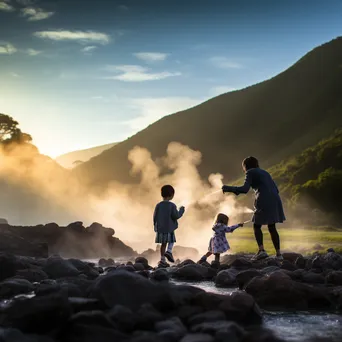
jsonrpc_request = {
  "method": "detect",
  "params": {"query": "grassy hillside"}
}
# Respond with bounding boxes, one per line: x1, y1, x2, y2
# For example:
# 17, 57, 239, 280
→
270, 128, 342, 222
56, 143, 117, 168
75, 37, 342, 187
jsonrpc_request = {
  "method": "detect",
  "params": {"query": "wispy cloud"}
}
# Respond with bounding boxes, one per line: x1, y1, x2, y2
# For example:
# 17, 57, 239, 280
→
81, 45, 97, 54
10, 72, 20, 77
25, 48, 41, 56
0, 42, 17, 54
105, 65, 181, 82
34, 30, 110, 45
210, 56, 243, 69
118, 5, 128, 10
21, 7, 54, 21
210, 86, 237, 96
133, 52, 169, 63
125, 97, 200, 131
0, 1, 14, 11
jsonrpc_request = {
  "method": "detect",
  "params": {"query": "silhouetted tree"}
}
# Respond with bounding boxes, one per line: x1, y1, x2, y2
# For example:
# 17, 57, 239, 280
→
0, 113, 32, 145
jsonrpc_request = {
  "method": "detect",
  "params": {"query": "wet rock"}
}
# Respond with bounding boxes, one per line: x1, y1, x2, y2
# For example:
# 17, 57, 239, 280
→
134, 303, 164, 330
15, 268, 48, 283
191, 321, 244, 339
133, 263, 145, 271
68, 258, 99, 279
99, 258, 115, 268
260, 266, 280, 275
116, 265, 136, 272
137, 270, 150, 278
151, 268, 170, 282
69, 310, 116, 329
0, 278, 34, 300
280, 260, 298, 271
187, 310, 226, 326
283, 252, 303, 263
172, 264, 216, 281
236, 269, 262, 289
43, 256, 80, 279
180, 333, 214, 342
155, 317, 187, 340
326, 271, 342, 286
215, 268, 239, 287
0, 292, 72, 333
68, 297, 105, 313
229, 257, 253, 270
135, 257, 150, 269
245, 271, 332, 310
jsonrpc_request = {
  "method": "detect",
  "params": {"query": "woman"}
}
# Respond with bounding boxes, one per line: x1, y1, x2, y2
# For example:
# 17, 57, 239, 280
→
222, 156, 285, 260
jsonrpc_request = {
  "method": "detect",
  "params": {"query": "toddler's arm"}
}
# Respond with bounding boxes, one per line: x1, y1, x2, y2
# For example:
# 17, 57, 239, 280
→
224, 223, 243, 233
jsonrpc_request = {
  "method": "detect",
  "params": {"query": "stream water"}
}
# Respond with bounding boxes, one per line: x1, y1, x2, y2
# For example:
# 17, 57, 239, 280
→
175, 281, 342, 341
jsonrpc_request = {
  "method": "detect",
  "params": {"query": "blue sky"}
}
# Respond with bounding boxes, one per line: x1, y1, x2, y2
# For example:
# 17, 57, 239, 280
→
0, 0, 341, 157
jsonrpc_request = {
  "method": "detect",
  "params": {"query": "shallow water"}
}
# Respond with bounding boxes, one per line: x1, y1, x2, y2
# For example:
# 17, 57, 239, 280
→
174, 281, 342, 342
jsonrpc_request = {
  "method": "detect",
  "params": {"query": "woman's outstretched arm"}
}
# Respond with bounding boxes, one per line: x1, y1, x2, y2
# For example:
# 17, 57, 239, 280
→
222, 170, 252, 195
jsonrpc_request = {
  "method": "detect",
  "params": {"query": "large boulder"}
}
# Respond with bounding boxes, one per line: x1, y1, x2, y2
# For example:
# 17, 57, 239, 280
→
245, 271, 332, 310
236, 269, 262, 289
68, 258, 100, 279
43, 256, 80, 279
88, 271, 174, 311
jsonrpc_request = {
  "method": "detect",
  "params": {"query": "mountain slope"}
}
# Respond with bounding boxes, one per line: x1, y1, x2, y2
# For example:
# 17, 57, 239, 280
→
56, 143, 117, 168
75, 37, 342, 186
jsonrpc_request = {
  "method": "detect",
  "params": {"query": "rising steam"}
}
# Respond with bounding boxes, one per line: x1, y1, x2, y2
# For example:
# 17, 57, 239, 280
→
0, 141, 254, 253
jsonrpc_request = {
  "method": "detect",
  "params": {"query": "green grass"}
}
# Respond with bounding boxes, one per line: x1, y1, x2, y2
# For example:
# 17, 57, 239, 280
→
227, 226, 342, 254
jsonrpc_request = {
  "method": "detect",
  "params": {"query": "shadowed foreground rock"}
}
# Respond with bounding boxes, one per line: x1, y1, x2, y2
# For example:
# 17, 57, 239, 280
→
0, 252, 341, 341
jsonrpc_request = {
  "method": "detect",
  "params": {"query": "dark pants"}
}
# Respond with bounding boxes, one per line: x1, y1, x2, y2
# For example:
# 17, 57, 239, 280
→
253, 224, 280, 250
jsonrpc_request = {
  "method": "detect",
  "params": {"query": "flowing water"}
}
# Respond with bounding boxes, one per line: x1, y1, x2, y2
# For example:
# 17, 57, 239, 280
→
174, 281, 342, 342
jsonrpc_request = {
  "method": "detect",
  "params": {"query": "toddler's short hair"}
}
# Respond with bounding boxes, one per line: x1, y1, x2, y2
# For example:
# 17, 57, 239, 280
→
161, 185, 175, 198
216, 213, 229, 225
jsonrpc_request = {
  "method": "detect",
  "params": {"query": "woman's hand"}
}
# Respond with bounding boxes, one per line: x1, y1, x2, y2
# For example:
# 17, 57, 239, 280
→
238, 223, 244, 227
222, 185, 229, 193
222, 185, 239, 196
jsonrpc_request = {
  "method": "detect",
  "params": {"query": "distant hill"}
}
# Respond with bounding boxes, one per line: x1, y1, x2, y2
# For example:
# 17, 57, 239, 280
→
75, 37, 342, 187
56, 143, 117, 168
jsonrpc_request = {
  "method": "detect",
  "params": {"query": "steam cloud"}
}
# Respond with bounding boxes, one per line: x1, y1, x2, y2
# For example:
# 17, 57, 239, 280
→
0, 141, 254, 253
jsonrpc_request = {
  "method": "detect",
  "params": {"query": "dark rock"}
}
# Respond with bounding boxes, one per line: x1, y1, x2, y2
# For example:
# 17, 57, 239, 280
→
137, 270, 150, 278
0, 328, 54, 342
134, 303, 164, 330
176, 305, 204, 323
326, 271, 342, 286
69, 310, 116, 329
187, 310, 226, 326
68, 258, 100, 279
327, 248, 335, 253
282, 252, 303, 263
108, 304, 135, 332
230, 257, 253, 270
0, 218, 8, 224
87, 222, 115, 237
236, 269, 262, 289
295, 256, 307, 269
0, 278, 34, 300
173, 264, 215, 281
130, 331, 160, 342
0, 292, 72, 333
135, 257, 149, 269
151, 268, 170, 282
215, 269, 239, 287
43, 256, 80, 279
302, 272, 325, 284
16, 268, 48, 283
260, 266, 280, 275
155, 317, 187, 340
280, 260, 298, 271
191, 321, 244, 338
116, 265, 136, 272
99, 258, 115, 268
245, 271, 332, 310
180, 334, 214, 342
0, 253, 18, 281
133, 263, 145, 271
57, 277, 93, 297
88, 271, 174, 311
68, 297, 105, 313
178, 259, 196, 267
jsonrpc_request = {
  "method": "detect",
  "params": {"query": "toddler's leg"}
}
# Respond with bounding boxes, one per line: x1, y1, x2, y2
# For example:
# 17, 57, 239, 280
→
214, 253, 220, 263
167, 242, 174, 253
200, 252, 212, 261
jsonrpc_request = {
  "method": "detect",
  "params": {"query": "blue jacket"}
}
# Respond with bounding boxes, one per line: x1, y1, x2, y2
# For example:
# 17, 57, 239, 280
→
223, 168, 285, 225
153, 201, 185, 234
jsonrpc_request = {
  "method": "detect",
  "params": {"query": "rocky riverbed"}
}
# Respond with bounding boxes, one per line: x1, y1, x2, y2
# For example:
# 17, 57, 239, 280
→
1, 250, 342, 342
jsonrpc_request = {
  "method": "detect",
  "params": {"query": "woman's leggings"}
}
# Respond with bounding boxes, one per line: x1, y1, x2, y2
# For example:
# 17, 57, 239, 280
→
253, 224, 280, 250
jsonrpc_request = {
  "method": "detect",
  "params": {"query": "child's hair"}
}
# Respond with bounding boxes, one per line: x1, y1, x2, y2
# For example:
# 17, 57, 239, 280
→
161, 185, 175, 198
242, 156, 259, 171
216, 213, 229, 225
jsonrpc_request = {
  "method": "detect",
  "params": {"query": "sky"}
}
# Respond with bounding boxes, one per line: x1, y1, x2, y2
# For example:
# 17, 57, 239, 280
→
0, 0, 341, 158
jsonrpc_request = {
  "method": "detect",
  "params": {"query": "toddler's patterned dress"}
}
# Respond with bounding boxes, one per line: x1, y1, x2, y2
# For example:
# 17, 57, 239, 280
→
208, 223, 240, 254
